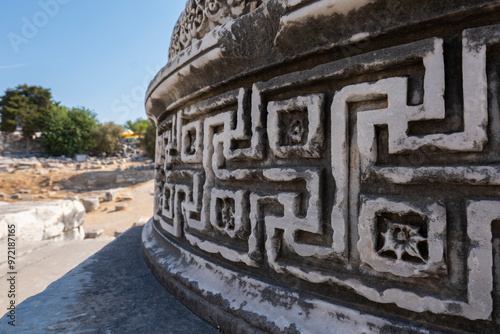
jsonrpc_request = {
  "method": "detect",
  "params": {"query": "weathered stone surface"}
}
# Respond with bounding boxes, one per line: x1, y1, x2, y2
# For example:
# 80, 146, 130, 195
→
118, 192, 134, 201
33, 169, 49, 175
17, 161, 42, 169
22, 195, 37, 200
144, 0, 500, 332
0, 167, 14, 173
133, 216, 149, 227
85, 229, 104, 239
52, 226, 85, 242
81, 197, 100, 213
144, 221, 431, 333
0, 132, 44, 156
0, 200, 85, 241
114, 228, 127, 237
115, 204, 128, 212
103, 187, 126, 202
168, 0, 264, 59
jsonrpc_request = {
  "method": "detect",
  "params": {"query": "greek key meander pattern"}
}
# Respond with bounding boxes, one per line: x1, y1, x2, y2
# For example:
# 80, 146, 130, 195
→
155, 25, 500, 321
169, 0, 263, 60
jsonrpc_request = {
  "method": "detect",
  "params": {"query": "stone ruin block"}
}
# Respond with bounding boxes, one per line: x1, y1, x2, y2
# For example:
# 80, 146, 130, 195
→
143, 0, 500, 332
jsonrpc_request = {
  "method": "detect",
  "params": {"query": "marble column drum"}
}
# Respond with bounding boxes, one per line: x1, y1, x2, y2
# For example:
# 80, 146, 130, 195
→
144, 1, 500, 332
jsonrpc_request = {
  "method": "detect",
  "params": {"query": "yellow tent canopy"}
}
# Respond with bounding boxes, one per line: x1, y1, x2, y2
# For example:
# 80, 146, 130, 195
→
121, 130, 143, 139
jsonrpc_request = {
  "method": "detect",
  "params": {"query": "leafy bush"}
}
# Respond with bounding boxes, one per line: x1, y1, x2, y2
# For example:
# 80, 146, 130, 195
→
41, 106, 98, 156
125, 118, 149, 135
143, 121, 156, 159
1, 85, 128, 157
90, 122, 124, 156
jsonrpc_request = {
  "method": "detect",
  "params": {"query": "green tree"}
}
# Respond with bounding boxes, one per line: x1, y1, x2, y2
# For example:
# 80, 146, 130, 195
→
125, 118, 149, 135
90, 122, 124, 156
41, 106, 98, 156
0, 85, 53, 153
143, 121, 156, 159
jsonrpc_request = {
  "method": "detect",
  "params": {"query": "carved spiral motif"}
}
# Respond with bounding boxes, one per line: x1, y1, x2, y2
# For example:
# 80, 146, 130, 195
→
168, 0, 262, 60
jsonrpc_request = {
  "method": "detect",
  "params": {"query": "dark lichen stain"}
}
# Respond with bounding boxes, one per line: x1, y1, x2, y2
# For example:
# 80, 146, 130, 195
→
283, 322, 301, 334
446, 303, 463, 314
336, 312, 350, 322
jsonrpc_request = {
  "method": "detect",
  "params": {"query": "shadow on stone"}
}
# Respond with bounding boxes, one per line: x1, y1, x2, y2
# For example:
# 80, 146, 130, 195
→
0, 226, 218, 333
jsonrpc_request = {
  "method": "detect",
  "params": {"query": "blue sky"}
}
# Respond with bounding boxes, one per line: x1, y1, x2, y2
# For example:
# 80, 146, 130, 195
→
0, 0, 187, 125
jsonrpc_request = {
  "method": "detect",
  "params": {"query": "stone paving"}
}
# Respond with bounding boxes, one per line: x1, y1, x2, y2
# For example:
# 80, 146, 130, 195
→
0, 237, 112, 307
0, 227, 219, 333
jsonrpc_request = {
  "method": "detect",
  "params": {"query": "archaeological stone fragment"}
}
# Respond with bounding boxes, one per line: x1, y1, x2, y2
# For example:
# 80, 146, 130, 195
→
143, 1, 500, 333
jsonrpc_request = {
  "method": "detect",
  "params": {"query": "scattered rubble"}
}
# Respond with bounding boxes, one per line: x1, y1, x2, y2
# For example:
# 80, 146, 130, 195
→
85, 229, 104, 239
115, 204, 128, 211
0, 155, 154, 175
104, 188, 127, 202
22, 195, 37, 200
81, 197, 100, 213
114, 228, 127, 237
0, 150, 154, 242
118, 193, 134, 201
0, 156, 154, 201
133, 216, 149, 227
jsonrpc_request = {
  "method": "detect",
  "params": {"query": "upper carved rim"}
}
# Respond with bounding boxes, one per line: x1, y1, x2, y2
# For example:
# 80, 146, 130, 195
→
168, 0, 264, 60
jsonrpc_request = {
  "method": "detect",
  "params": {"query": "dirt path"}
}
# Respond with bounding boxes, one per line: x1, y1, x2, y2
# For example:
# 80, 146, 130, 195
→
0, 166, 156, 306
0, 180, 155, 307
0, 238, 112, 306
83, 180, 155, 236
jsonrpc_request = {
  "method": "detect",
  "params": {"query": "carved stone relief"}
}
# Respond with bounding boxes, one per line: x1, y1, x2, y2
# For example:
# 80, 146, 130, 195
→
358, 197, 447, 278
168, 0, 263, 59
153, 21, 500, 326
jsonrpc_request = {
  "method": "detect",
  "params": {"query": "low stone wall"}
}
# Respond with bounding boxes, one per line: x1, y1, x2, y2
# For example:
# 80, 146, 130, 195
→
0, 200, 85, 241
0, 131, 44, 156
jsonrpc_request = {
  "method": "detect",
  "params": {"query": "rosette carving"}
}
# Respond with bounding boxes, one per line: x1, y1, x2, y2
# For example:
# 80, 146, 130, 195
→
168, 0, 262, 59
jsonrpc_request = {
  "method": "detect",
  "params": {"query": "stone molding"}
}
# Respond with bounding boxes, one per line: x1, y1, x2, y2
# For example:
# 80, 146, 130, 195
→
146, 0, 500, 332
143, 220, 433, 333
168, 0, 263, 60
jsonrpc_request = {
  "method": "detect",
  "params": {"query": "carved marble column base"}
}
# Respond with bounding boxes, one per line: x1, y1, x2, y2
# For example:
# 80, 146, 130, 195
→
146, 1, 500, 332
143, 220, 437, 333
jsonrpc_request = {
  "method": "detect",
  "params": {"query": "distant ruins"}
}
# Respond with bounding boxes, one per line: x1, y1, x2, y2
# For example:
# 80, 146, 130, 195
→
143, 1, 500, 332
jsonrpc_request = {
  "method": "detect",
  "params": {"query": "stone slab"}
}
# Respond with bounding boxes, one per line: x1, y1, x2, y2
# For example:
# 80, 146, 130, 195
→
115, 204, 128, 211
103, 187, 126, 202
84, 229, 103, 239
0, 226, 218, 333
0, 200, 85, 241
81, 197, 100, 213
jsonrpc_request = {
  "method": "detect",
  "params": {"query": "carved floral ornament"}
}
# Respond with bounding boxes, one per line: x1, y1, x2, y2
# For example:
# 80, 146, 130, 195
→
378, 220, 427, 263
169, 0, 263, 59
